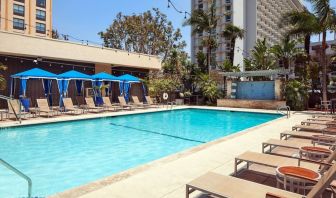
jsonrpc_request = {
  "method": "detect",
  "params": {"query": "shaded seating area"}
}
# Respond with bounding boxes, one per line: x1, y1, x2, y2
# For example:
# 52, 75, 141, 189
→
186, 114, 336, 198
1, 68, 156, 121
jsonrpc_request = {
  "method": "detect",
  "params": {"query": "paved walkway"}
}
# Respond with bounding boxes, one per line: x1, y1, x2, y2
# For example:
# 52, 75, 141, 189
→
48, 107, 311, 198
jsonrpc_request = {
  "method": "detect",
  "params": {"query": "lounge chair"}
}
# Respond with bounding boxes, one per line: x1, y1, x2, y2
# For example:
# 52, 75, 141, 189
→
262, 138, 333, 154
102, 97, 120, 111
280, 131, 336, 146
145, 96, 159, 108
62, 98, 83, 115
36, 99, 57, 117
301, 119, 336, 127
7, 99, 30, 120
292, 124, 326, 132
85, 97, 105, 113
131, 96, 150, 108
186, 161, 336, 198
117, 96, 133, 110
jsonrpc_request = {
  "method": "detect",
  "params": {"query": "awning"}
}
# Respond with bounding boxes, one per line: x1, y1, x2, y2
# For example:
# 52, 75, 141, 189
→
11, 68, 58, 79
92, 72, 120, 82
57, 70, 92, 80
117, 74, 140, 83
220, 69, 290, 77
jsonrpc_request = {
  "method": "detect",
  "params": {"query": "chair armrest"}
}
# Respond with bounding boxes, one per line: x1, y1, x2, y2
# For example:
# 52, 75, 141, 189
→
265, 193, 288, 198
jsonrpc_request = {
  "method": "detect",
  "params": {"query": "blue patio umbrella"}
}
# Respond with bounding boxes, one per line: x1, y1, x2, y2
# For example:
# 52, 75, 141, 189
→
117, 74, 141, 103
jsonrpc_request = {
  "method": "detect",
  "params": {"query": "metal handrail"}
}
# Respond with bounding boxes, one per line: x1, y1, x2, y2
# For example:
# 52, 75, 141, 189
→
0, 158, 32, 198
0, 95, 22, 124
277, 105, 291, 118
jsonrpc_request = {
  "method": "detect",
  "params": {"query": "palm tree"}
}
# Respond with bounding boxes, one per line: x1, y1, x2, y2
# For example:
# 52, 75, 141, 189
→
271, 37, 304, 69
0, 62, 7, 91
222, 24, 245, 65
183, 0, 218, 72
280, 9, 320, 58
308, 0, 336, 101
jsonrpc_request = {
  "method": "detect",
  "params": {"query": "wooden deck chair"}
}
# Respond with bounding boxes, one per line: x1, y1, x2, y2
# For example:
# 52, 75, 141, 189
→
7, 99, 30, 120
262, 139, 333, 154
186, 161, 336, 198
233, 151, 335, 176
131, 96, 150, 108
85, 97, 105, 113
36, 99, 57, 117
117, 96, 133, 110
62, 98, 83, 115
145, 96, 159, 108
102, 97, 119, 111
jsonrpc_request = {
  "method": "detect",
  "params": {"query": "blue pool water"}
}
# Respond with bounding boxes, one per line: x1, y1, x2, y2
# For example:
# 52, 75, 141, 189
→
0, 109, 281, 197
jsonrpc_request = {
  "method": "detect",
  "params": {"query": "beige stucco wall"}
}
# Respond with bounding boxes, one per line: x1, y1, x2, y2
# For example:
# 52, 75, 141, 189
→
274, 79, 283, 100
0, 31, 162, 70
0, 0, 52, 37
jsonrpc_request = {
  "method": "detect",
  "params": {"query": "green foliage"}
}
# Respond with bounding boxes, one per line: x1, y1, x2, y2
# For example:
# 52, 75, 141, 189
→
147, 75, 181, 97
285, 80, 308, 111
244, 39, 277, 71
99, 8, 186, 61
219, 60, 240, 72
0, 62, 7, 91
198, 74, 219, 103
271, 37, 305, 69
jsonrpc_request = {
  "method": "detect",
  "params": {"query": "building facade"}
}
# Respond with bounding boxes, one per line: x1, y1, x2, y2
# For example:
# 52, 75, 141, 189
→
191, 0, 304, 71
0, 0, 52, 37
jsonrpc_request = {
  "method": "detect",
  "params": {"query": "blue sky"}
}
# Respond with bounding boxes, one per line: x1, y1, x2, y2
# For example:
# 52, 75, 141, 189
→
53, 0, 335, 54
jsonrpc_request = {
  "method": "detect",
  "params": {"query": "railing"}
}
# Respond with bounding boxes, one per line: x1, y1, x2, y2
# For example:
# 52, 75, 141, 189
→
0, 158, 32, 198
0, 95, 22, 124
277, 105, 291, 118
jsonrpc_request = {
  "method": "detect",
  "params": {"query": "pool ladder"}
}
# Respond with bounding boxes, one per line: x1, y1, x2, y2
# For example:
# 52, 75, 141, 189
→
0, 158, 32, 198
277, 105, 291, 118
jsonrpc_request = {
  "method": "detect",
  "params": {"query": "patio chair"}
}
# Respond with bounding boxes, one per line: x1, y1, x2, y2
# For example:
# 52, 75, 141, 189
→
131, 96, 150, 108
234, 150, 335, 176
301, 119, 336, 127
7, 99, 30, 120
62, 98, 83, 115
102, 97, 120, 111
186, 161, 336, 198
292, 124, 326, 132
20, 97, 40, 117
145, 96, 159, 108
280, 131, 336, 146
85, 97, 105, 113
36, 98, 57, 117
117, 96, 133, 110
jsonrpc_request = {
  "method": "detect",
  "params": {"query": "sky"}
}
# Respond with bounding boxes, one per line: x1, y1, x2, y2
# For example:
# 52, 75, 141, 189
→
53, 0, 336, 54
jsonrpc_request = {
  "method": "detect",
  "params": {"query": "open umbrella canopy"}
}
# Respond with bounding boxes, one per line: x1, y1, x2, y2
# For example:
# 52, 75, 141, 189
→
57, 70, 92, 80
118, 74, 140, 83
92, 72, 120, 82
11, 68, 58, 79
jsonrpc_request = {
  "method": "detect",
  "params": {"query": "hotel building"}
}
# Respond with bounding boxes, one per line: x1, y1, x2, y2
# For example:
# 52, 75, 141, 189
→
191, 0, 304, 70
0, 0, 52, 37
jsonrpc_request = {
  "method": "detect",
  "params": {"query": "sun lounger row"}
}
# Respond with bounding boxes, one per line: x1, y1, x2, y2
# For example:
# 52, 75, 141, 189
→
186, 114, 336, 198
3, 96, 160, 120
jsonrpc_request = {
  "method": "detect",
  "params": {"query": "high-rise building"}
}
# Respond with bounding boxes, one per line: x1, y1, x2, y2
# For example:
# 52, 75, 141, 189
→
191, 0, 304, 71
0, 0, 52, 37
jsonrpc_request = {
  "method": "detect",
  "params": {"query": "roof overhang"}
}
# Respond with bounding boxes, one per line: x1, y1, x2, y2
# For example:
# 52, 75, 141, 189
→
0, 31, 162, 70
220, 69, 290, 77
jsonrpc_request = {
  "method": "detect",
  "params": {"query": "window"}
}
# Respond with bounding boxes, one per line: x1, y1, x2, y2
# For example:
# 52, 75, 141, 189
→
36, 0, 46, 8
36, 9, 46, 21
14, 0, 25, 2
13, 4, 24, 16
36, 22, 46, 33
13, 18, 25, 30
225, 15, 232, 22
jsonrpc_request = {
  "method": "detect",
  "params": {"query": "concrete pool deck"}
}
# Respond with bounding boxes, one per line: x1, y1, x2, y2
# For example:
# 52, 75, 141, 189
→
24, 106, 311, 198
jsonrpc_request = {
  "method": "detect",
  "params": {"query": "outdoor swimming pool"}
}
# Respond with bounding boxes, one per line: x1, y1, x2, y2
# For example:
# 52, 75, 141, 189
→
0, 109, 281, 197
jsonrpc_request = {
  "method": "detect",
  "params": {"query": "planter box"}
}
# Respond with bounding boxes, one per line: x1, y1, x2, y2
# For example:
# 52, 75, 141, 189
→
217, 99, 286, 110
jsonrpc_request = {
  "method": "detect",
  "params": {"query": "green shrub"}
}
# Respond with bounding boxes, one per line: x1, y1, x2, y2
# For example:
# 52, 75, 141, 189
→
285, 80, 308, 111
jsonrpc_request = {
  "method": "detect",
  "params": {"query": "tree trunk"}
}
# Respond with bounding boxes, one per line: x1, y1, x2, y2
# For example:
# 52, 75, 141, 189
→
304, 34, 311, 60
207, 35, 211, 74
230, 39, 235, 65
322, 31, 328, 102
